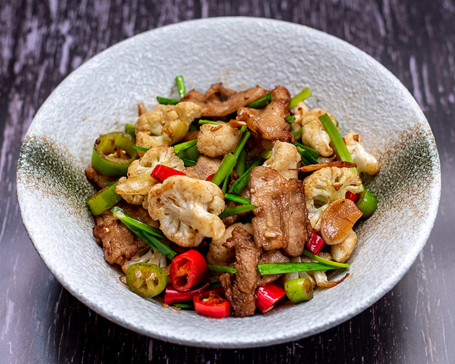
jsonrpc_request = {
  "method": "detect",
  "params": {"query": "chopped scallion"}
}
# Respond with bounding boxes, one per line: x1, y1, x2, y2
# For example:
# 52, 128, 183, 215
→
173, 139, 198, 154
289, 87, 312, 109
156, 96, 180, 105
133, 145, 149, 152
219, 204, 257, 219
247, 93, 272, 108
225, 194, 250, 205
207, 264, 237, 274
175, 75, 186, 98
211, 153, 237, 186
257, 262, 339, 275
198, 120, 223, 125
302, 250, 350, 269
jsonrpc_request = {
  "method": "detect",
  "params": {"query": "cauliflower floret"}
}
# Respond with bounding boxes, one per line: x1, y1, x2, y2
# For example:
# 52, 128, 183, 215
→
135, 101, 202, 149
148, 175, 226, 247
121, 247, 168, 274
197, 123, 241, 157
115, 145, 184, 206
207, 223, 252, 265
304, 167, 362, 231
344, 132, 380, 175
263, 141, 301, 179
293, 103, 337, 157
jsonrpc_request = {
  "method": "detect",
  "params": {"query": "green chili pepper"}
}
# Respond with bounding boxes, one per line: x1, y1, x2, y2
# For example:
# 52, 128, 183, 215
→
124, 123, 136, 139
247, 93, 272, 108
91, 132, 137, 177
126, 263, 167, 298
284, 278, 314, 303
87, 181, 122, 216
289, 87, 312, 109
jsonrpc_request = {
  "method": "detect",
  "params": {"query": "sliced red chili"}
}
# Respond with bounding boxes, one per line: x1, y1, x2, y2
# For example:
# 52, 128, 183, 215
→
255, 282, 285, 313
169, 250, 207, 292
151, 165, 186, 183
206, 173, 215, 182
193, 288, 231, 318
164, 282, 210, 305
345, 191, 359, 202
306, 232, 325, 255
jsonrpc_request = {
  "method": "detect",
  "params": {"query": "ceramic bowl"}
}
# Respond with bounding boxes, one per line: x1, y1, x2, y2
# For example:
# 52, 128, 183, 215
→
17, 17, 440, 348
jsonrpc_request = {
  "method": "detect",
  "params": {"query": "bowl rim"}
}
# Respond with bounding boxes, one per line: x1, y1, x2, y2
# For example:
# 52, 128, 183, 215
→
17, 16, 441, 348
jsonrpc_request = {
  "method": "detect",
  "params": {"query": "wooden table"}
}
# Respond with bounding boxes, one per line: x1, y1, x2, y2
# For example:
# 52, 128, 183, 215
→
1, 1, 453, 362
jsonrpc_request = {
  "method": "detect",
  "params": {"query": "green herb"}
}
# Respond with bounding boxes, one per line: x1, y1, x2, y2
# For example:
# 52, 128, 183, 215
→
175, 75, 186, 98
258, 262, 339, 275
289, 87, 312, 109
247, 93, 272, 108
207, 264, 238, 274
156, 96, 180, 105
302, 250, 350, 269
219, 204, 257, 219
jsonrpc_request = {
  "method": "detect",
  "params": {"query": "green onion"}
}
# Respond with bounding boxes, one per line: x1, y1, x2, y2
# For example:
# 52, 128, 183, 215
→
207, 264, 238, 274
257, 262, 339, 275
225, 194, 250, 205
295, 142, 319, 159
285, 116, 296, 122
318, 114, 353, 163
173, 302, 194, 310
247, 93, 272, 108
125, 123, 136, 138
173, 139, 197, 154
238, 125, 247, 135
292, 127, 303, 138
319, 113, 377, 217
356, 188, 377, 219
235, 149, 247, 176
302, 250, 350, 269
198, 120, 223, 125
233, 130, 251, 158
180, 158, 197, 167
111, 206, 165, 239
260, 150, 272, 159
123, 221, 177, 260
133, 145, 149, 152
211, 153, 237, 186
289, 87, 312, 109
296, 145, 319, 165
229, 157, 262, 195
219, 204, 257, 219
177, 144, 200, 161
189, 123, 198, 131
156, 96, 179, 105
175, 75, 186, 98
87, 181, 122, 216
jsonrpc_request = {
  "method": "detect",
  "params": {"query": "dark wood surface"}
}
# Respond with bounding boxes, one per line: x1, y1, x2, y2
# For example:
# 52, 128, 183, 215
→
1, 1, 454, 363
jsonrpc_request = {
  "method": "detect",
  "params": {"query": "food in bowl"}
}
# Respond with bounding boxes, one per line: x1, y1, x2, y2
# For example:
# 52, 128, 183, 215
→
85, 76, 380, 318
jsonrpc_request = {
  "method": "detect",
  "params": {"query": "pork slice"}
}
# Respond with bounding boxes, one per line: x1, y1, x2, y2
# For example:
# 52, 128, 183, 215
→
220, 227, 260, 317
85, 165, 116, 189
246, 86, 293, 142
184, 155, 221, 180
181, 83, 267, 117
93, 203, 154, 265
250, 166, 311, 257
257, 250, 290, 286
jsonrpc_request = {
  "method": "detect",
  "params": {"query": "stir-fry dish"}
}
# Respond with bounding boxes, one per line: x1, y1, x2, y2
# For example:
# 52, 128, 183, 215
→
86, 76, 380, 318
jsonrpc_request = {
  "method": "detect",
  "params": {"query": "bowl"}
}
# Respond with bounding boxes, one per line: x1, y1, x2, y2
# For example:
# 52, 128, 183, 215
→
17, 17, 440, 348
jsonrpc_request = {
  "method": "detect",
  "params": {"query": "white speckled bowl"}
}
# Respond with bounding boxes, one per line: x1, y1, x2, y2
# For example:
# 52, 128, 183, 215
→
17, 17, 440, 348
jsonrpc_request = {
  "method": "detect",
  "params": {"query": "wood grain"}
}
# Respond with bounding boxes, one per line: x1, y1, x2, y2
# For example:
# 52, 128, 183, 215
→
1, 0, 454, 363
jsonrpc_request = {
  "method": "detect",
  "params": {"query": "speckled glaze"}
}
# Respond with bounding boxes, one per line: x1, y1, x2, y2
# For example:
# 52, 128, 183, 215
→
17, 18, 440, 348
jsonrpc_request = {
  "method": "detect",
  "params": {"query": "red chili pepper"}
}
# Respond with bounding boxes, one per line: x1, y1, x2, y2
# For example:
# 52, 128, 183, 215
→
151, 165, 186, 183
345, 191, 358, 202
255, 282, 285, 313
169, 250, 207, 292
164, 282, 210, 305
193, 288, 231, 318
306, 232, 325, 255
206, 173, 215, 181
